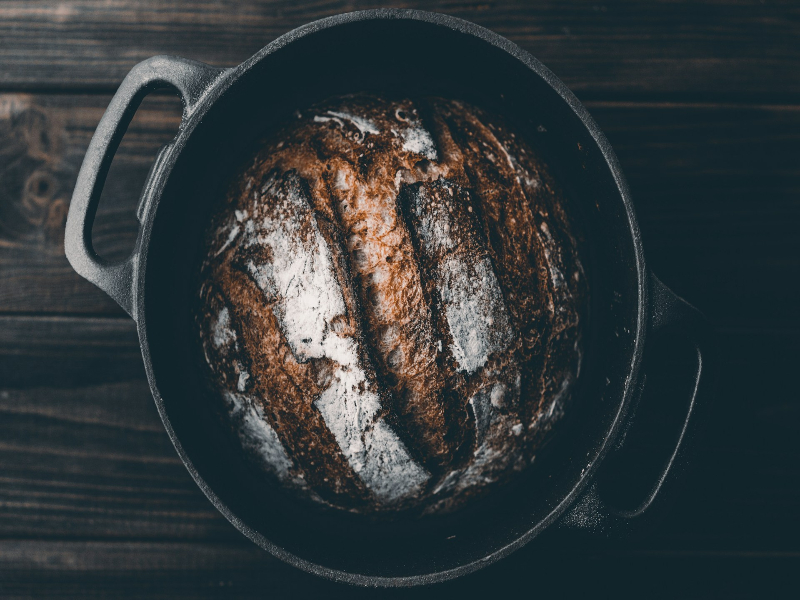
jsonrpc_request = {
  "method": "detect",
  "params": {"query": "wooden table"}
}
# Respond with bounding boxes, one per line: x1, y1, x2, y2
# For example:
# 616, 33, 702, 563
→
1, 1, 798, 597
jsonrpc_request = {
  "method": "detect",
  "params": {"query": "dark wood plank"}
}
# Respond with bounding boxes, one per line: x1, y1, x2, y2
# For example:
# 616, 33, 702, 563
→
0, 1, 798, 99
630, 326, 800, 554
0, 540, 798, 599
588, 101, 800, 329
0, 314, 141, 388
2, 93, 798, 324
0, 540, 318, 600
0, 315, 239, 541
0, 381, 240, 541
1, 1, 796, 596
0, 93, 183, 316
0, 316, 797, 552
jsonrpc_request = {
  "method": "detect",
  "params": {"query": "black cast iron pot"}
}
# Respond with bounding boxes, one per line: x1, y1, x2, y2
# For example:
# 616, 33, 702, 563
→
64, 9, 713, 586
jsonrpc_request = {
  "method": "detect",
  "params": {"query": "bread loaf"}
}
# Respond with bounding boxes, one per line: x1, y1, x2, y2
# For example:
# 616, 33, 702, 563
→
194, 94, 586, 514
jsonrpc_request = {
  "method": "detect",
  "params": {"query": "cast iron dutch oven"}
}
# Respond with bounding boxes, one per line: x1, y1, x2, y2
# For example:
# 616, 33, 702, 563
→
64, 9, 713, 586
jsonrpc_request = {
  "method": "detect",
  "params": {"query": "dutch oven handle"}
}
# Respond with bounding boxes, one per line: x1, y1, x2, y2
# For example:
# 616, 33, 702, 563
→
560, 273, 714, 537
64, 55, 225, 318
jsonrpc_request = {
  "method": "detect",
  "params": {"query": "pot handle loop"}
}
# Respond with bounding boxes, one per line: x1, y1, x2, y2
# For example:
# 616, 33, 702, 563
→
561, 273, 714, 536
64, 56, 225, 319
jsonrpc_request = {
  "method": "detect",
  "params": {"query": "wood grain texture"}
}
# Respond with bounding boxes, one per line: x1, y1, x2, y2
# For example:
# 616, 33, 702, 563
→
1, 541, 798, 599
1, 93, 797, 325
0, 317, 797, 552
0, 1, 798, 99
0, 0, 798, 596
0, 316, 239, 541
0, 92, 182, 315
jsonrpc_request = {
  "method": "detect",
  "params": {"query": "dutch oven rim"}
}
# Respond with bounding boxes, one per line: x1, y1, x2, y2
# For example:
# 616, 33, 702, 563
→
80, 8, 652, 587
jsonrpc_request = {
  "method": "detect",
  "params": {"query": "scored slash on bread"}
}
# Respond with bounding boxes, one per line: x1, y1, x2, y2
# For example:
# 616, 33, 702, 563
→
194, 95, 586, 514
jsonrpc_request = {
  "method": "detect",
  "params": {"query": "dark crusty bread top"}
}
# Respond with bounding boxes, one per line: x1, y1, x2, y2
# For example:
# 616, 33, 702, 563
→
193, 94, 587, 514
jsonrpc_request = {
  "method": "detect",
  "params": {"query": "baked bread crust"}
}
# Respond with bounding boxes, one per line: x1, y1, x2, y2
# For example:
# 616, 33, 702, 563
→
194, 95, 586, 514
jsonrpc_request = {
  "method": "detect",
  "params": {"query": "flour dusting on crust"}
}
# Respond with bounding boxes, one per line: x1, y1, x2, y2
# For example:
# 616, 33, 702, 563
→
195, 94, 586, 515
404, 181, 514, 373
241, 171, 429, 503
222, 390, 294, 480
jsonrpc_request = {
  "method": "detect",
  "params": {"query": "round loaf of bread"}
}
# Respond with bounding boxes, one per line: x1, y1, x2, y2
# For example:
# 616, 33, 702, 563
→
194, 94, 586, 514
